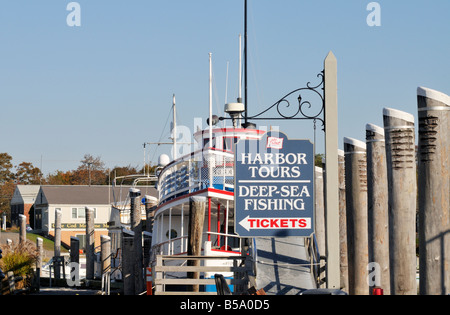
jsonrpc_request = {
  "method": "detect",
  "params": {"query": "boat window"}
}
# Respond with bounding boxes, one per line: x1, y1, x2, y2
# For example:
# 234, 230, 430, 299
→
166, 229, 178, 239
223, 137, 239, 152
203, 137, 216, 148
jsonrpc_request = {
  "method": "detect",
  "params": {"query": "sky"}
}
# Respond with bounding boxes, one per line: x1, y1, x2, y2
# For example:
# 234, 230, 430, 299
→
1, 0, 449, 175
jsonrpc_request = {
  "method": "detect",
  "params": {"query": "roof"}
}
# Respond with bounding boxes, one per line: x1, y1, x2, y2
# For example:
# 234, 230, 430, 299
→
35, 185, 158, 206
11, 185, 41, 205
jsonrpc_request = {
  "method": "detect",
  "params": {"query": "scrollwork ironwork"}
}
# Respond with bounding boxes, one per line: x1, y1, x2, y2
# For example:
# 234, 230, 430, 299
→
247, 71, 325, 126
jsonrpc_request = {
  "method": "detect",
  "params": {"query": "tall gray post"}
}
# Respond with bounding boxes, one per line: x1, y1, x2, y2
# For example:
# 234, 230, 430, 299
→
70, 237, 80, 266
101, 235, 111, 276
143, 231, 152, 268
383, 107, 417, 295
417, 87, 450, 295
338, 149, 349, 292
366, 123, 390, 295
145, 195, 158, 234
344, 137, 368, 295
19, 214, 27, 245
122, 229, 135, 295
54, 210, 62, 256
130, 188, 144, 295
188, 196, 206, 293
85, 207, 95, 281
70, 236, 80, 287
324, 51, 340, 289
36, 237, 43, 292
54, 209, 62, 279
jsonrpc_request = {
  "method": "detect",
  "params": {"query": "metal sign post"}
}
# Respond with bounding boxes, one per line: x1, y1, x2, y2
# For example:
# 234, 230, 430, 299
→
234, 131, 315, 238
220, 51, 340, 290
324, 51, 340, 290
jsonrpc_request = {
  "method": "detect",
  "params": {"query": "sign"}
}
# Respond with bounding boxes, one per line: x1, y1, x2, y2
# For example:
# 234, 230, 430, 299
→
51, 223, 109, 229
234, 131, 315, 237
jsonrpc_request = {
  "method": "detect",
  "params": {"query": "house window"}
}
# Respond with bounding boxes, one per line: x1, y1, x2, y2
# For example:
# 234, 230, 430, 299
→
72, 207, 96, 219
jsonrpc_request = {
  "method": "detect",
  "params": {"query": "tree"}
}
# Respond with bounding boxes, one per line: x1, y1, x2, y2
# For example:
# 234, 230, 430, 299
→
15, 162, 42, 185
74, 154, 107, 185
315, 153, 325, 168
0, 153, 14, 184
0, 153, 15, 218
45, 170, 74, 185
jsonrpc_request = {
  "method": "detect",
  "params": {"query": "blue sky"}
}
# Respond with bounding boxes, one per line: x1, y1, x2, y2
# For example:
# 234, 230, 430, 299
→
1, 0, 449, 175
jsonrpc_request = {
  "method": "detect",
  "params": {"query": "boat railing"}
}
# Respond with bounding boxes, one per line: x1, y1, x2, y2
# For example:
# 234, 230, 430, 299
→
151, 231, 242, 258
158, 148, 234, 205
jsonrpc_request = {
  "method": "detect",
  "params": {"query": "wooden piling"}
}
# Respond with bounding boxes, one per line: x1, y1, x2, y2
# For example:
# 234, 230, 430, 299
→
85, 206, 95, 281
145, 195, 158, 234
366, 123, 390, 295
130, 188, 144, 295
338, 149, 349, 293
383, 107, 417, 295
70, 236, 80, 287
344, 137, 369, 295
101, 235, 111, 275
188, 196, 206, 293
70, 237, 80, 265
54, 209, 62, 279
19, 214, 26, 245
122, 229, 135, 295
417, 87, 450, 295
36, 238, 43, 292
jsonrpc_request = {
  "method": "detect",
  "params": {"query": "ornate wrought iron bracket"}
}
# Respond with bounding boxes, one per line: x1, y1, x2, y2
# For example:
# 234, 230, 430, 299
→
247, 71, 324, 127
218, 70, 325, 130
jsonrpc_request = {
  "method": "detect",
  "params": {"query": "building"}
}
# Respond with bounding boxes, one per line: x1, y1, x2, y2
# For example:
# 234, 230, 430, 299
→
10, 185, 41, 226
33, 185, 157, 248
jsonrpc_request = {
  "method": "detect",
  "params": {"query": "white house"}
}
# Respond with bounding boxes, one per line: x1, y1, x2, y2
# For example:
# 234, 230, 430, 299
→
33, 185, 157, 248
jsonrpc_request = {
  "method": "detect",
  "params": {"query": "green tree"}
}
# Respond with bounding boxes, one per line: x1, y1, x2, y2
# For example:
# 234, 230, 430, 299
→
0, 153, 14, 184
0, 153, 15, 218
315, 153, 325, 168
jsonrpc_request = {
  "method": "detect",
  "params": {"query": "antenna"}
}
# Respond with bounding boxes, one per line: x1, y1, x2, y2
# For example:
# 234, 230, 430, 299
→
225, 61, 229, 105
238, 34, 242, 104
244, 0, 248, 125
209, 53, 213, 148
172, 94, 177, 160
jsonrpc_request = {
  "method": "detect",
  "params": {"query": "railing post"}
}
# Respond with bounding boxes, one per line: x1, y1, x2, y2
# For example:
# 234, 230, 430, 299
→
155, 255, 163, 294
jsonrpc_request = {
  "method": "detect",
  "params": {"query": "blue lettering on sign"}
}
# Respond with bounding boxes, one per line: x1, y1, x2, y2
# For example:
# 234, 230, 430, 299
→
234, 131, 315, 237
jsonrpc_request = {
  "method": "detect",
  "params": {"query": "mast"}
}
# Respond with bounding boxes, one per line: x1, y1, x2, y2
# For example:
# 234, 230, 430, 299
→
244, 0, 248, 125
238, 34, 242, 104
209, 53, 213, 148
172, 94, 177, 160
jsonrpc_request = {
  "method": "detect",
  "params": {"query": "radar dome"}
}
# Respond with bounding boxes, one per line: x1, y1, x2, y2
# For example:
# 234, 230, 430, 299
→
158, 154, 170, 167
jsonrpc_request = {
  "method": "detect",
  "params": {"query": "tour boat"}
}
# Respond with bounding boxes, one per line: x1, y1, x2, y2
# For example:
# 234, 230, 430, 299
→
149, 125, 266, 286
